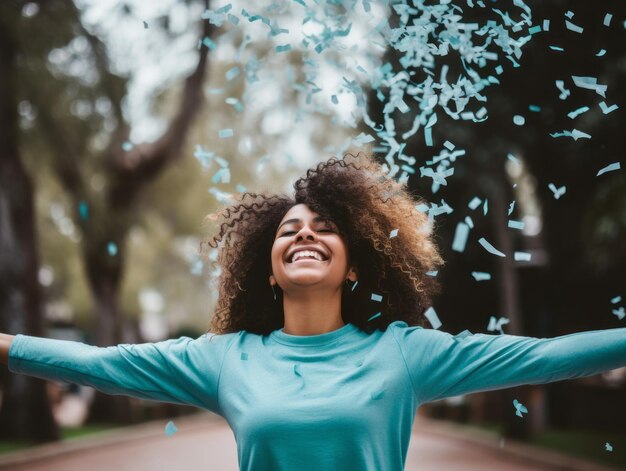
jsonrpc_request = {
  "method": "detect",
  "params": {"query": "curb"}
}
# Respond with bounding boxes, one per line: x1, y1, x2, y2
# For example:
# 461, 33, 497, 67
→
0, 412, 222, 469
415, 416, 621, 471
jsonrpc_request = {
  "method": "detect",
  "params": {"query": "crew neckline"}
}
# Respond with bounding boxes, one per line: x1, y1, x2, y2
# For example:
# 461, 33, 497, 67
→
270, 322, 359, 347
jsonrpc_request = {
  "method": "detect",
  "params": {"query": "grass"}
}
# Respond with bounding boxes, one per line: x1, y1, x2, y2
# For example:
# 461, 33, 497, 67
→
0, 424, 114, 455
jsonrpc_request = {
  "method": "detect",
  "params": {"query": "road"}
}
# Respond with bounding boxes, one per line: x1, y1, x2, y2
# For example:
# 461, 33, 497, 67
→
4, 414, 614, 471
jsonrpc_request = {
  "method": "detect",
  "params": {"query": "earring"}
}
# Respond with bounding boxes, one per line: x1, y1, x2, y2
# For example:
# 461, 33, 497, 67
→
271, 284, 277, 301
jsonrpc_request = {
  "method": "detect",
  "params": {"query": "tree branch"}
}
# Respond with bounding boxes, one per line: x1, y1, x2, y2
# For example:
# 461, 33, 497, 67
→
108, 0, 213, 208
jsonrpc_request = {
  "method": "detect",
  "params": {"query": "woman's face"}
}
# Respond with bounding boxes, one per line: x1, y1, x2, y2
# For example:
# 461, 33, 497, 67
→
271, 204, 353, 292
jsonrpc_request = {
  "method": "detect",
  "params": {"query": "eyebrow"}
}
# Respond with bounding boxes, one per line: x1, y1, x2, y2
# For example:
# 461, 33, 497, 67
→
277, 216, 331, 230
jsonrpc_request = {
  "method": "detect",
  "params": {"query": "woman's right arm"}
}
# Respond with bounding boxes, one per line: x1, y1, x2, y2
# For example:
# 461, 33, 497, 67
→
5, 333, 236, 414
0, 333, 15, 365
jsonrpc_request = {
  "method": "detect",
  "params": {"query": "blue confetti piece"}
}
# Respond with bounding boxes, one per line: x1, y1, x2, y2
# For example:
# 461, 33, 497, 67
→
565, 20, 583, 34
605, 442, 613, 452
331, 95, 338, 105
225, 67, 240, 81
508, 201, 515, 215
611, 296, 622, 304
240, 352, 248, 361
424, 307, 442, 330
514, 251, 531, 262
426, 270, 438, 277
488, 316, 510, 334
528, 25, 541, 35
424, 127, 433, 147
78, 201, 89, 221
371, 293, 383, 302
452, 222, 470, 253
508, 220, 524, 230
218, 128, 234, 138
107, 242, 117, 256
596, 49, 607, 57
542, 19, 550, 31
613, 307, 625, 320
599, 101, 619, 114
164, 421, 178, 437
513, 115, 525, 126
122, 141, 133, 151
464, 216, 474, 229
468, 197, 482, 210
549, 45, 565, 52
550, 129, 591, 140
528, 105, 541, 112
202, 37, 217, 50
596, 162, 620, 176
472, 272, 491, 281
275, 44, 292, 53
482, 199, 488, 216
513, 399, 528, 417
564, 11, 574, 19
567, 106, 589, 119
389, 228, 399, 238
548, 183, 566, 199
571, 76, 607, 97
555, 80, 570, 99
478, 237, 505, 257
368, 312, 382, 322
603, 13, 613, 27
351, 280, 359, 291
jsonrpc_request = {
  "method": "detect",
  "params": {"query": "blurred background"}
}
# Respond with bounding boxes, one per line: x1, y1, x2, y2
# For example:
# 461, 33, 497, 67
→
0, 0, 625, 469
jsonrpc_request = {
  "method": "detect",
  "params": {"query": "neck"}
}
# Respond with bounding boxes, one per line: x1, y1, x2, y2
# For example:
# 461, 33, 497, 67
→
281, 287, 345, 336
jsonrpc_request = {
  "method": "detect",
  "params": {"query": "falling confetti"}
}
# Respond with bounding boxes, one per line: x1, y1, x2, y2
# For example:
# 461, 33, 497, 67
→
107, 242, 118, 256
488, 316, 510, 334
605, 442, 613, 452
471, 272, 492, 282
513, 399, 528, 417
478, 238, 506, 257
424, 307, 442, 330
164, 421, 178, 437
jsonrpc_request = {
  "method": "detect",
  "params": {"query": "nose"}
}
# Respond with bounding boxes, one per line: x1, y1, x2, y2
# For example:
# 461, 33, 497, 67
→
296, 225, 317, 241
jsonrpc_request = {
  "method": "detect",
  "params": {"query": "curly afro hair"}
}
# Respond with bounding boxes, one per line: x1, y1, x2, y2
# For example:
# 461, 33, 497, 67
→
201, 152, 444, 335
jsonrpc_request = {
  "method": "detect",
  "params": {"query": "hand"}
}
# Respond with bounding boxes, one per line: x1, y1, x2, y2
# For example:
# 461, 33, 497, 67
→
0, 333, 15, 366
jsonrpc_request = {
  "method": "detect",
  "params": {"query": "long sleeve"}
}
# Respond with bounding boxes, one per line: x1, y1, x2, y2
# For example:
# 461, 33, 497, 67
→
391, 323, 626, 404
8, 332, 237, 414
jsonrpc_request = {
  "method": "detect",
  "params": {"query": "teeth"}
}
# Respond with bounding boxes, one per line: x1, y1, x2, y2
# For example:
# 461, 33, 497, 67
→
291, 250, 324, 262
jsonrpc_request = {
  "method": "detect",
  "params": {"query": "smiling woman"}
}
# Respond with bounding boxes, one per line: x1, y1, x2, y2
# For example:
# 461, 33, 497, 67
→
4, 152, 626, 471
201, 151, 444, 336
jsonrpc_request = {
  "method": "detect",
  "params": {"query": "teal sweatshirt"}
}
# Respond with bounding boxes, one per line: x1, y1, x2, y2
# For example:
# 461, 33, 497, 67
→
8, 321, 626, 470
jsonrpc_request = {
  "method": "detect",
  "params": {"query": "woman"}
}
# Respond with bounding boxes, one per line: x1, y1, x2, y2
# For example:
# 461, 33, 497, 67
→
1, 153, 625, 470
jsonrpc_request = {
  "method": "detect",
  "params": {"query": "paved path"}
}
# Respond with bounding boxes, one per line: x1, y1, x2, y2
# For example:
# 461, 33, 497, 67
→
3, 414, 617, 471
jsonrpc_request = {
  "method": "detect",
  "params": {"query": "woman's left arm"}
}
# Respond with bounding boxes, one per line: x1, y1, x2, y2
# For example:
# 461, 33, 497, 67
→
391, 324, 626, 405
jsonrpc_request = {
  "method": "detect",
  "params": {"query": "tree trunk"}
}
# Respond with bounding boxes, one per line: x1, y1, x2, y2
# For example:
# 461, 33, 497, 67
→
0, 8, 59, 441
489, 175, 531, 441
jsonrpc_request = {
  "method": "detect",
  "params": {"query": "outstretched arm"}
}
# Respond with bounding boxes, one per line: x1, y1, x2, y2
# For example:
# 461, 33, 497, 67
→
6, 332, 236, 414
391, 323, 626, 404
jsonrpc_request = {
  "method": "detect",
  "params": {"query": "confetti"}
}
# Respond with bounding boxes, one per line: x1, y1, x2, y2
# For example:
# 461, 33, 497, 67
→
612, 307, 625, 320
596, 162, 620, 176
426, 271, 438, 277
508, 220, 524, 230
605, 442, 613, 452
555, 80, 570, 100
567, 106, 589, 119
424, 307, 442, 330
488, 316, 510, 334
508, 201, 515, 215
121, 141, 133, 151
389, 228, 399, 238
603, 13, 613, 27
513, 399, 528, 417
528, 105, 541, 112
218, 128, 234, 138
514, 251, 531, 262
549, 45, 564, 52
571, 76, 607, 98
351, 280, 359, 291
513, 115, 525, 126
275, 44, 292, 53
164, 421, 178, 437
371, 293, 383, 302
225, 67, 240, 81
451, 222, 470, 253
107, 242, 118, 256
550, 129, 591, 140
596, 49, 607, 57
478, 238, 506, 257
468, 197, 482, 210
368, 312, 382, 322
611, 296, 622, 304
599, 101, 619, 114
548, 183, 566, 199
472, 272, 492, 281
78, 201, 89, 221
143, 21, 148, 29
565, 20, 583, 34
